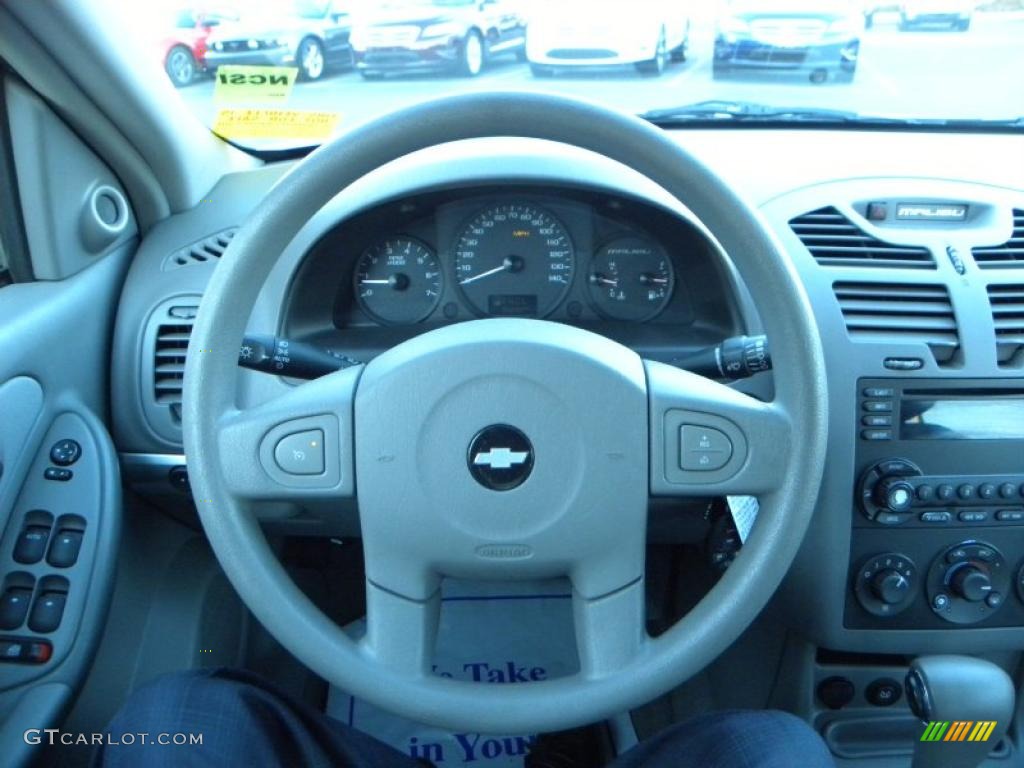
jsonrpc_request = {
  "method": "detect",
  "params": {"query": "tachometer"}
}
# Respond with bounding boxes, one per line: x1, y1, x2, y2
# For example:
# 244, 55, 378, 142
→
354, 236, 443, 325
587, 236, 674, 322
454, 203, 574, 317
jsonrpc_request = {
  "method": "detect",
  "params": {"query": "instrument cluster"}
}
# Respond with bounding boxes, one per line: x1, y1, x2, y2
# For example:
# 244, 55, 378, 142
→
347, 196, 680, 327
282, 185, 741, 363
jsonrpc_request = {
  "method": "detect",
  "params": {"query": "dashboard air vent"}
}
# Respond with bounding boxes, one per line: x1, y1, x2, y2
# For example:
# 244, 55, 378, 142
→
833, 282, 959, 365
987, 284, 1024, 366
163, 228, 238, 271
153, 319, 194, 422
790, 207, 934, 268
972, 210, 1024, 268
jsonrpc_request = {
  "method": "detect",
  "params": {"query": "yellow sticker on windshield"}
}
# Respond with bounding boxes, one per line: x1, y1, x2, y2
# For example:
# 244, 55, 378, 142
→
213, 108, 341, 141
214, 66, 298, 105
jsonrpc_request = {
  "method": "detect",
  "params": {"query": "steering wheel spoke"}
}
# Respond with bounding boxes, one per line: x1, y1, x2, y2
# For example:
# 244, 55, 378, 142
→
647, 360, 792, 498
215, 366, 360, 502
360, 581, 441, 677
573, 578, 647, 680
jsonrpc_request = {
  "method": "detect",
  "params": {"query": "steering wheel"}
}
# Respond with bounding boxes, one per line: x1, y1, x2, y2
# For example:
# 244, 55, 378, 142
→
183, 92, 827, 734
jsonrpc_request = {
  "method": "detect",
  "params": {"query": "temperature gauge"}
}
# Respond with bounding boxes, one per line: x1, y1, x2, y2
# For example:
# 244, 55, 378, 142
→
588, 237, 674, 322
354, 236, 443, 325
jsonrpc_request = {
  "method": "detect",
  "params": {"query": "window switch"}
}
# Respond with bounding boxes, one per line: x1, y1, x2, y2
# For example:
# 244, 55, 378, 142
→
0, 588, 34, 631
47, 530, 84, 568
28, 592, 67, 634
13, 526, 51, 565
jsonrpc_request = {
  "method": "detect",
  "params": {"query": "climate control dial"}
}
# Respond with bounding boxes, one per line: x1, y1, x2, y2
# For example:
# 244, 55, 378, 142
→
855, 553, 918, 617
927, 542, 1008, 625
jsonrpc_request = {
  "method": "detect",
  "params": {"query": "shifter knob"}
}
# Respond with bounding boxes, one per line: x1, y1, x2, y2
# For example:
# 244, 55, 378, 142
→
907, 656, 1015, 768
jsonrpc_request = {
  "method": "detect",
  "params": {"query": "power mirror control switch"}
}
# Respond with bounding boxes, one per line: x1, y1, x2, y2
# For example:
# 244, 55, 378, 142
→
13, 525, 51, 565
47, 530, 84, 569
49, 439, 81, 467
273, 430, 325, 475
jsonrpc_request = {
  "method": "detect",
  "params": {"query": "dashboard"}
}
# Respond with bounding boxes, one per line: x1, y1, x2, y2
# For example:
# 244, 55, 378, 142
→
109, 130, 1024, 662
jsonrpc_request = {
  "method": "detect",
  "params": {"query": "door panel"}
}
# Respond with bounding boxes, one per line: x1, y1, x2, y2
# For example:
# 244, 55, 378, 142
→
0, 75, 129, 767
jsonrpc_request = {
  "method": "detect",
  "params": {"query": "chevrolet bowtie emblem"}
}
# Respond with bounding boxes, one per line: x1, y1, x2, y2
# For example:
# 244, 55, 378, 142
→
473, 448, 530, 470
468, 425, 534, 491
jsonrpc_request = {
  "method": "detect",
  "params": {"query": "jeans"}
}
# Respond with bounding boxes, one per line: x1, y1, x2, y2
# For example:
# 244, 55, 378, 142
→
93, 668, 835, 768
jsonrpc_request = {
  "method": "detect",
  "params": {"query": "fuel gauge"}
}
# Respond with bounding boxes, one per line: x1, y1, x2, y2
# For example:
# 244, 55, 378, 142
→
588, 237, 674, 322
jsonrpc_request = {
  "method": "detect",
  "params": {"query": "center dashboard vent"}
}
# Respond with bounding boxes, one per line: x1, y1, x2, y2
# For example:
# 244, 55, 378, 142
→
972, 209, 1024, 268
833, 282, 959, 365
987, 284, 1024, 366
162, 228, 238, 271
790, 207, 934, 268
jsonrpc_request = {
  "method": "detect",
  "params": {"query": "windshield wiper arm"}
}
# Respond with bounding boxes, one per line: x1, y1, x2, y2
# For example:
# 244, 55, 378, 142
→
642, 100, 863, 124
642, 101, 1024, 129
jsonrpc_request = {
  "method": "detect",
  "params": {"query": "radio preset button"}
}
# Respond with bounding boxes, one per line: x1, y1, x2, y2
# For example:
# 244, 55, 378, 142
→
861, 429, 892, 441
863, 401, 893, 413
876, 513, 906, 525
936, 484, 955, 501
996, 510, 1024, 522
863, 387, 895, 398
883, 357, 924, 371
999, 483, 1018, 499
959, 510, 988, 523
957, 484, 976, 500
862, 415, 892, 427
915, 484, 934, 502
979, 483, 997, 500
920, 511, 951, 524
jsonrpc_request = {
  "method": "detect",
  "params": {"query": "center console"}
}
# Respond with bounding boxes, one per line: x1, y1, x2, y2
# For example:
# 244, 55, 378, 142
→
847, 379, 1024, 629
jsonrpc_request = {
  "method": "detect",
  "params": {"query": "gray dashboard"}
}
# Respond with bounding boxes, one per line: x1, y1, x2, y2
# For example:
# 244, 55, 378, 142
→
110, 130, 1024, 655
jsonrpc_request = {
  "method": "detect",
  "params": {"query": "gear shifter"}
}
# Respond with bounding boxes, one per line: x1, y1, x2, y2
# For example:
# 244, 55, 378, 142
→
906, 656, 1015, 768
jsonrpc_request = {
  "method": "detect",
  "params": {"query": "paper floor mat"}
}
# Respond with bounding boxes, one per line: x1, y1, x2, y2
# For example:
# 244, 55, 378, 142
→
328, 579, 579, 766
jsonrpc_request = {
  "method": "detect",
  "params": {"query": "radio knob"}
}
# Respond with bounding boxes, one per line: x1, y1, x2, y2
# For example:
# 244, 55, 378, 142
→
872, 569, 911, 605
951, 566, 993, 603
874, 477, 916, 513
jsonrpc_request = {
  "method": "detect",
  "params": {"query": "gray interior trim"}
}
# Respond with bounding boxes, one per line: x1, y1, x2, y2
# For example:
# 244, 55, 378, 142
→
0, 1, 257, 226
0, 5, 168, 229
5, 79, 137, 280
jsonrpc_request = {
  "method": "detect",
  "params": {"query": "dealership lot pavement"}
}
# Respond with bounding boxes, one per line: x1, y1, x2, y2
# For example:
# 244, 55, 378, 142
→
178, 13, 1024, 142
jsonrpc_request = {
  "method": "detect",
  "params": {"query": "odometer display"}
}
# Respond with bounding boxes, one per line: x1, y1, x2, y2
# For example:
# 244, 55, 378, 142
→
454, 203, 574, 317
354, 237, 443, 325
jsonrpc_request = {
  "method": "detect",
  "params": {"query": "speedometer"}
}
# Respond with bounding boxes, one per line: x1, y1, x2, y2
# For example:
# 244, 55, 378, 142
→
454, 203, 574, 317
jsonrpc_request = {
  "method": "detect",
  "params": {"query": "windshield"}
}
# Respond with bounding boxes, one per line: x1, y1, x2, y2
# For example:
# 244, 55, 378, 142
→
137, 0, 1023, 150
